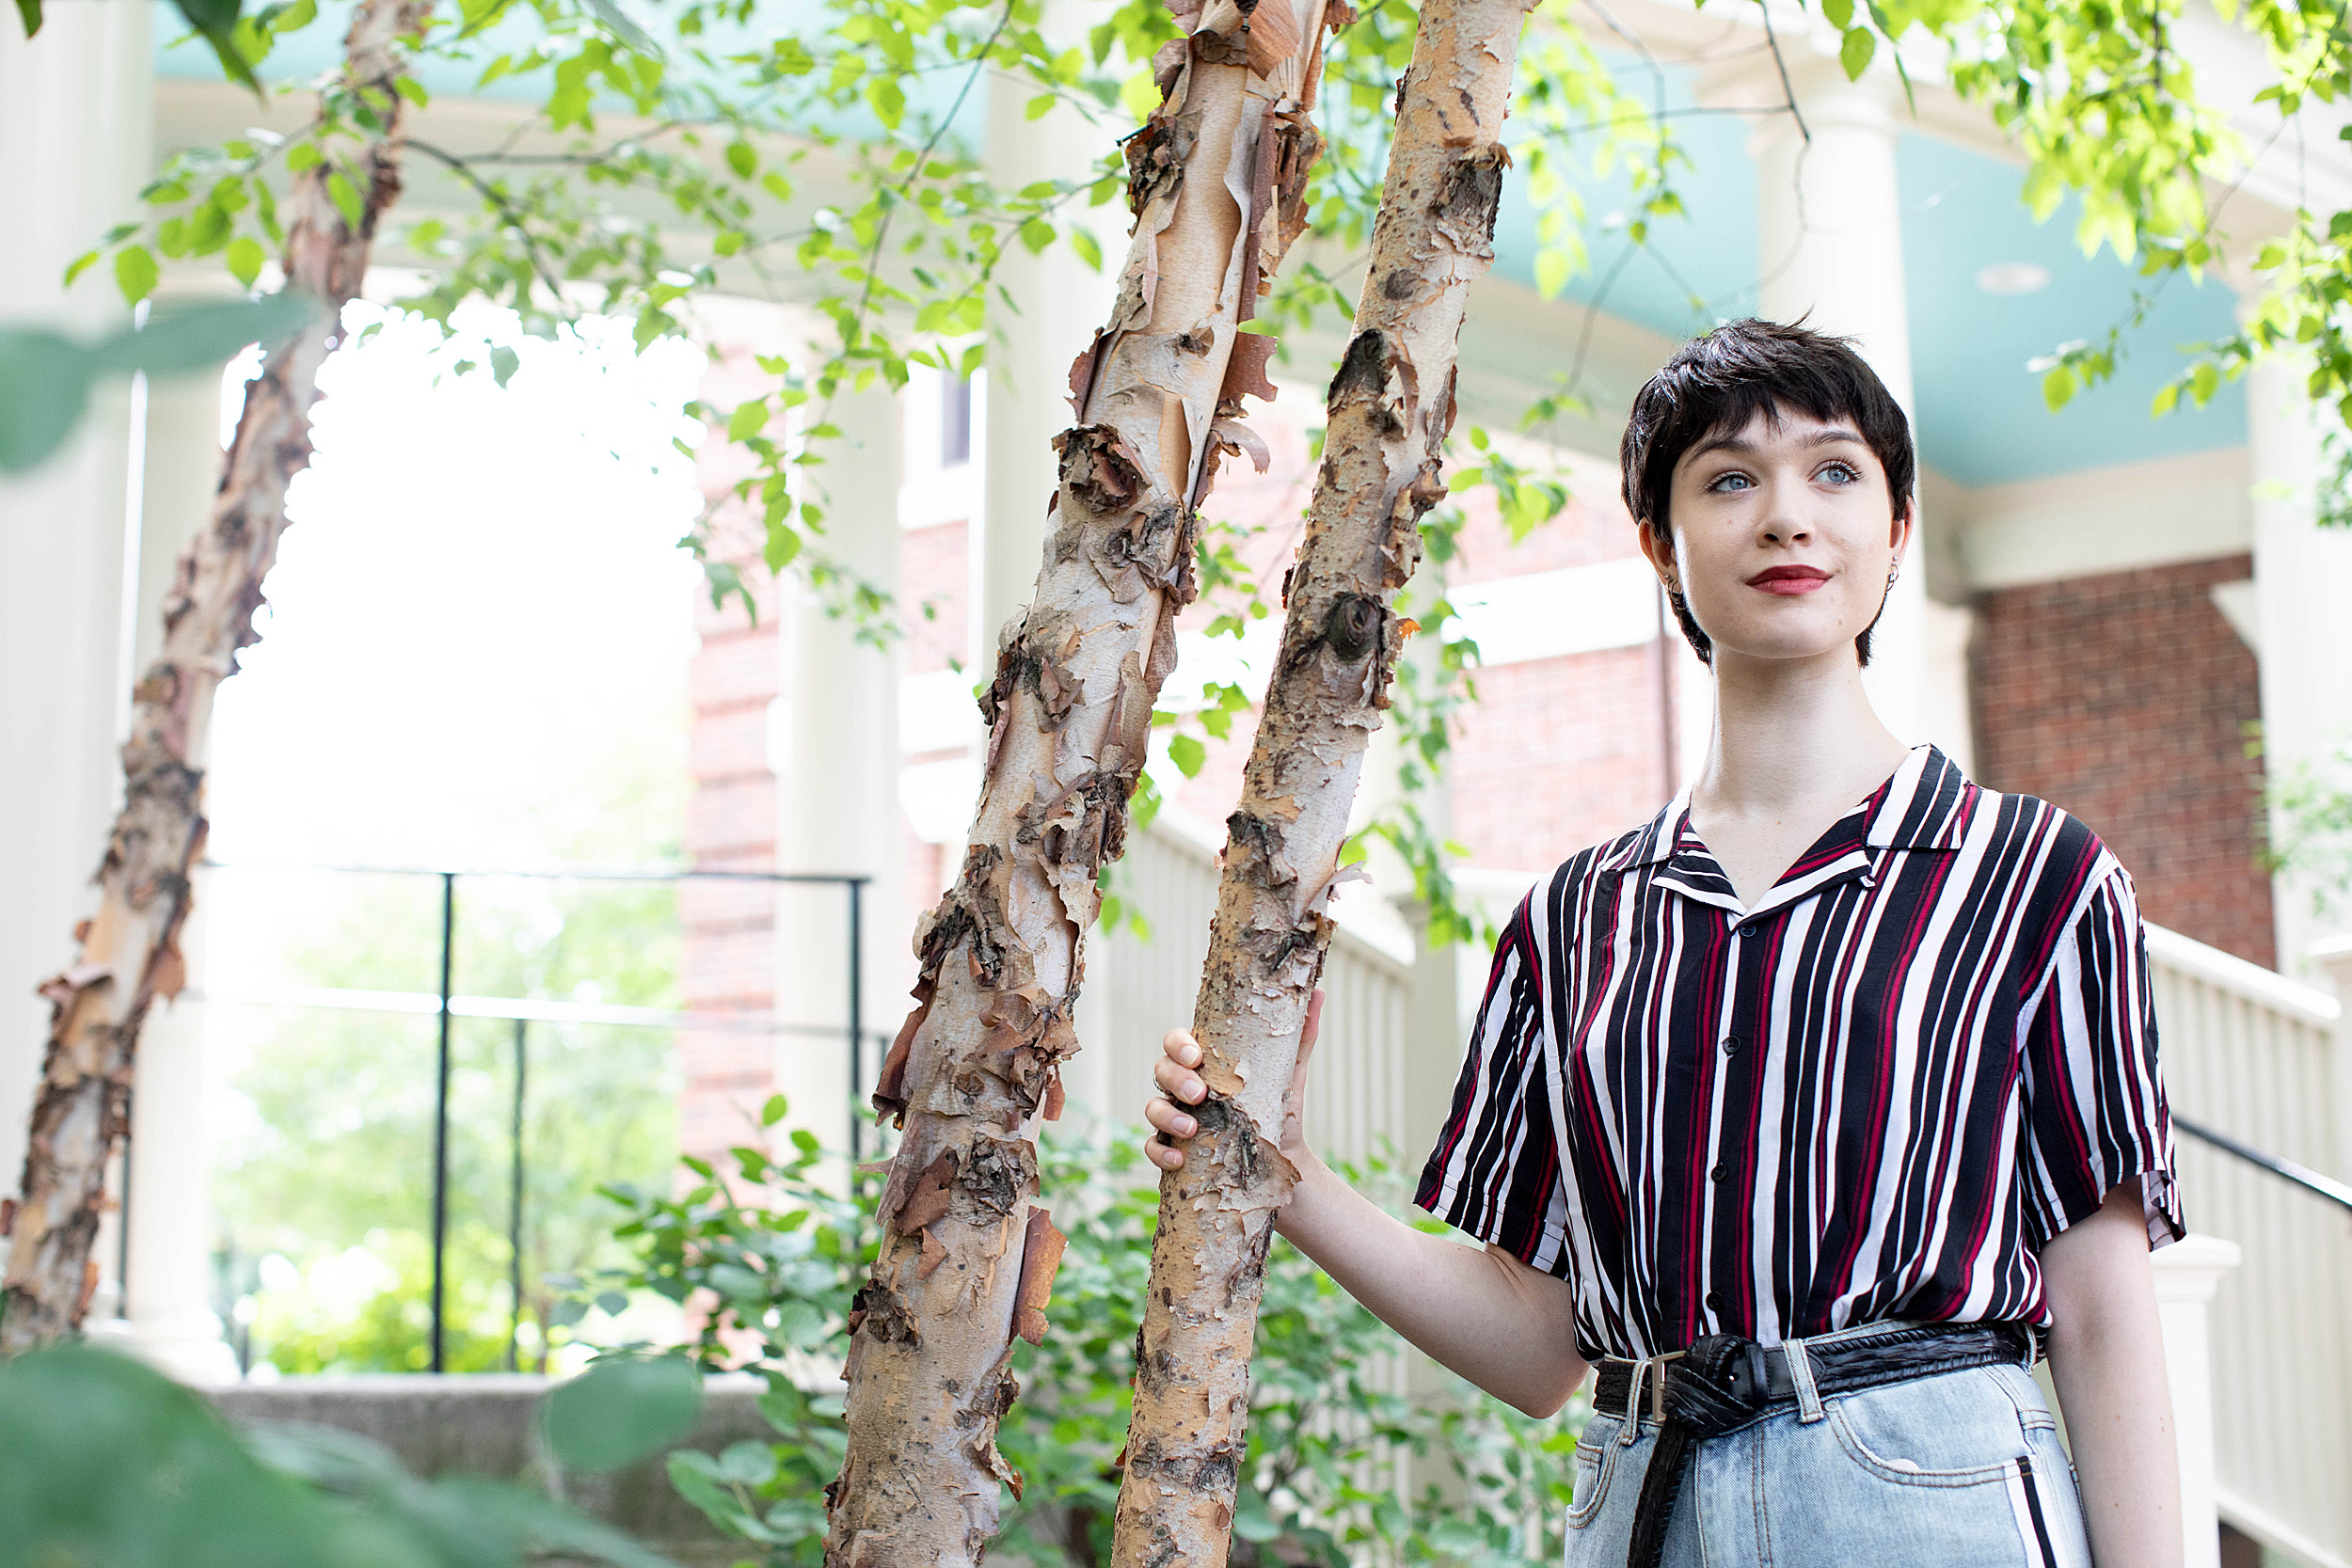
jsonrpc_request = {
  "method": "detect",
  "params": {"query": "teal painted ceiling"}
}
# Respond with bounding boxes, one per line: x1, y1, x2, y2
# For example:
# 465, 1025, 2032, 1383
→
159, 8, 2248, 486
1486, 56, 2247, 486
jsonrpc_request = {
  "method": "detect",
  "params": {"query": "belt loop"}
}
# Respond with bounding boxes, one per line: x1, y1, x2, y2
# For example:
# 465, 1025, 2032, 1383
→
1620, 1359, 1647, 1447
1786, 1338, 1825, 1424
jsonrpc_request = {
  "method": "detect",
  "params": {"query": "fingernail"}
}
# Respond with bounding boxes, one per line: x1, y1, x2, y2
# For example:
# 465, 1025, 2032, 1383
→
1177, 1116, 1195, 1136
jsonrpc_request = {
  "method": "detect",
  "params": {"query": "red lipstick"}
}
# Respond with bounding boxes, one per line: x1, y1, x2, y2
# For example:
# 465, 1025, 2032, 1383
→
1747, 564, 1831, 596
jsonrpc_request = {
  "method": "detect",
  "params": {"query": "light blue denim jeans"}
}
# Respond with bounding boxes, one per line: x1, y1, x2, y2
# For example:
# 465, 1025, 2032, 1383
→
1564, 1322, 2090, 1568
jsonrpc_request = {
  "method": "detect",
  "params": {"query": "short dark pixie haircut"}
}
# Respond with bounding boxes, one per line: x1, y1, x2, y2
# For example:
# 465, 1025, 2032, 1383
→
1618, 318, 1915, 666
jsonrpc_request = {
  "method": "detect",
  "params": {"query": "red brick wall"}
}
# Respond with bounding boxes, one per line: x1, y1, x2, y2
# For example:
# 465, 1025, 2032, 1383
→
680, 552, 782, 1161
1969, 554, 2273, 967
1449, 641, 1677, 873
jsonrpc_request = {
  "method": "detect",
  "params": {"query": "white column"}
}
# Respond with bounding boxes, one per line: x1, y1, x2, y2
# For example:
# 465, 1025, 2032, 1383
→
2241, 339, 2352, 979
111, 362, 238, 1383
2149, 1235, 2243, 1568
1746, 60, 1973, 767
0, 3, 156, 1196
975, 12, 1121, 672
776, 377, 906, 1168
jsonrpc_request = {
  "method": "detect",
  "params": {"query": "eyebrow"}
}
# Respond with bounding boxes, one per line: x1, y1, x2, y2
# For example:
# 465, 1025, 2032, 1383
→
1688, 427, 1868, 462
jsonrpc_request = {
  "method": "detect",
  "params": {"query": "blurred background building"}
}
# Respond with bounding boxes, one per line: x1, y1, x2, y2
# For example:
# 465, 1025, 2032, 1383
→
4, 3, 2351, 1566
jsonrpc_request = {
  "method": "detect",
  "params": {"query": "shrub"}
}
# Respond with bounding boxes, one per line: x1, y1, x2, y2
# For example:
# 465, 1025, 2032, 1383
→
578, 1103, 1584, 1568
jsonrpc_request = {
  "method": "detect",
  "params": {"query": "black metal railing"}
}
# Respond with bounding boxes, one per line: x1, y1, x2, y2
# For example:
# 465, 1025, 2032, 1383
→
171, 861, 885, 1373
2175, 1115, 2352, 1216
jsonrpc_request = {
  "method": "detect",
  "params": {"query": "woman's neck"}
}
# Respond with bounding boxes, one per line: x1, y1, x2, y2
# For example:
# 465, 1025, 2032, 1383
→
1692, 647, 1913, 825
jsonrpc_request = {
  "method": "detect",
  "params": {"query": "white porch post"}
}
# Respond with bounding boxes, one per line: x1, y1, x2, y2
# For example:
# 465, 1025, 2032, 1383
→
0, 4, 155, 1197
775, 374, 906, 1166
1743, 58, 1975, 769
2149, 1235, 2243, 1568
103, 359, 240, 1383
976, 13, 1121, 673
2240, 335, 2352, 981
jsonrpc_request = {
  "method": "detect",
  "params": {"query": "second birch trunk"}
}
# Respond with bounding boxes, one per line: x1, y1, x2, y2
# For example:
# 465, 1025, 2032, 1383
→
1108, 0, 1534, 1562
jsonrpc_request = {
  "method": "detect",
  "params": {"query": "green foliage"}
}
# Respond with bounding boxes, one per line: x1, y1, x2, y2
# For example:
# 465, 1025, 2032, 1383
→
581, 1115, 1583, 1567
0, 293, 321, 473
2266, 736, 2352, 921
0, 1344, 680, 1568
217, 871, 682, 1374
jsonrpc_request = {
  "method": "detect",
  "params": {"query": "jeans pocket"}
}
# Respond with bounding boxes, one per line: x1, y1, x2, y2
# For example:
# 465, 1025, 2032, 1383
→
1565, 1416, 1622, 1528
1822, 1378, 2033, 1487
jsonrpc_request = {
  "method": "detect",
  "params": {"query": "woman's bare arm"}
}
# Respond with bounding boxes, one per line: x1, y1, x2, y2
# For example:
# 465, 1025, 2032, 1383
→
2039, 1180, 2184, 1568
1144, 993, 1589, 1418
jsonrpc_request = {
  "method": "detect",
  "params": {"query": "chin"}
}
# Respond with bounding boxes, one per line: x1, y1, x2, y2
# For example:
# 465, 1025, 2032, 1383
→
1710, 628, 1868, 666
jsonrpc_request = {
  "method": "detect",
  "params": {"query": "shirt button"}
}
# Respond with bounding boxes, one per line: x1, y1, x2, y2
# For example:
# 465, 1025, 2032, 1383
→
1721, 1035, 1741, 1056
1737, 921, 1759, 936
1706, 1290, 1726, 1312
1710, 1163, 1727, 1181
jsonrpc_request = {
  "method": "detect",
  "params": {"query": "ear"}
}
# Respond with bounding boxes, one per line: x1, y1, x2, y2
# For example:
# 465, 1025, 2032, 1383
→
1636, 517, 1678, 589
1887, 499, 1915, 566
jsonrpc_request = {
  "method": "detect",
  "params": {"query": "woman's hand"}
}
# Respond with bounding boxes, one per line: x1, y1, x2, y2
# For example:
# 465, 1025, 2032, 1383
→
1143, 988, 1323, 1171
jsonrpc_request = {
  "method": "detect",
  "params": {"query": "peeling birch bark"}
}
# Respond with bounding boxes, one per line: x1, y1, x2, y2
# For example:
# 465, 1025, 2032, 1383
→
1107, 1, 1534, 1562
820, 5, 1336, 1563
0, 0, 431, 1354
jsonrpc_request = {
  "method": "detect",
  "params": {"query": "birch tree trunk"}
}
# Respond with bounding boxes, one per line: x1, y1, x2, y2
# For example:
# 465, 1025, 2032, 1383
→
820, 6, 1336, 1562
1108, 0, 1533, 1561
0, 0, 430, 1354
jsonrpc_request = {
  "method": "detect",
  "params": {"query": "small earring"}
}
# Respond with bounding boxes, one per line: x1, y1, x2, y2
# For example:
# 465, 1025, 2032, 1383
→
1885, 562, 1901, 589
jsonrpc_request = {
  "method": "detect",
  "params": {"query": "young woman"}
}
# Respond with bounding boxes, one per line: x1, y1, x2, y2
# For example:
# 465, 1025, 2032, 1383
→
1142, 319, 2185, 1568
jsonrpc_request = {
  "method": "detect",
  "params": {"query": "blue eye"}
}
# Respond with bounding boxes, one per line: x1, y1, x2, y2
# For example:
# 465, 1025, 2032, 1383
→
1819, 461, 1861, 483
1708, 472, 1753, 492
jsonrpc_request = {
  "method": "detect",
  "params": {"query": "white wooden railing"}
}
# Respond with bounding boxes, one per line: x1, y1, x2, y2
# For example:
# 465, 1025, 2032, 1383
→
1089, 810, 1417, 1171
2150, 926, 2352, 1568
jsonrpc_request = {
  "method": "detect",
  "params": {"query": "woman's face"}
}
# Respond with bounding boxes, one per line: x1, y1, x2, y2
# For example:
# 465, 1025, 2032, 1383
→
1640, 404, 1910, 669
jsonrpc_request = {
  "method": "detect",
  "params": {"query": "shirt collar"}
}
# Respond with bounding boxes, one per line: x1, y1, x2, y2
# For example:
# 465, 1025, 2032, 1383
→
1607, 745, 1974, 915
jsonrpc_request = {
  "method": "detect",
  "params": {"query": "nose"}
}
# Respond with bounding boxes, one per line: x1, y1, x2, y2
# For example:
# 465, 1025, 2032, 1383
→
1757, 480, 1812, 546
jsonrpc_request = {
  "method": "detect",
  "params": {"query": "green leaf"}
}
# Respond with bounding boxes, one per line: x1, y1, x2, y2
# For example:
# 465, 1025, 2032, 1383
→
726, 140, 756, 179
587, 0, 660, 55
1167, 734, 1205, 777
491, 345, 521, 387
764, 521, 802, 571
284, 141, 322, 174
0, 329, 92, 474
176, 0, 262, 93
1838, 25, 1874, 79
1071, 229, 1103, 271
326, 169, 365, 231
727, 398, 769, 440
393, 75, 428, 108
1025, 92, 1057, 120
62, 250, 101, 288
15, 0, 40, 39
1822, 0, 1854, 25
226, 235, 265, 288
112, 245, 159, 305
86, 292, 322, 377
0, 1347, 347, 1560
2041, 363, 2075, 411
761, 1093, 789, 1126
542, 1354, 704, 1474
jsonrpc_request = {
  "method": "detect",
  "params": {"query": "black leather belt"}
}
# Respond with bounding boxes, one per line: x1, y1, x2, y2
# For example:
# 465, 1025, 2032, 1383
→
1593, 1322, 2035, 1568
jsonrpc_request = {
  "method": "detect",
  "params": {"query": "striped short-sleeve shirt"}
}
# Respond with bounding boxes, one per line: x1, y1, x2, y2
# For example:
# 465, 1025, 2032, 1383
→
1414, 745, 2185, 1361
